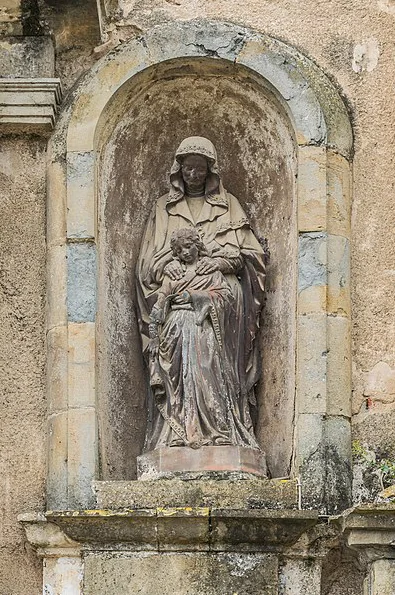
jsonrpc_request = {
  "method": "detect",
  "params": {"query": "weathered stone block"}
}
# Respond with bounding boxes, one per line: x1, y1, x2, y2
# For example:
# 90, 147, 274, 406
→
296, 414, 325, 466
327, 235, 351, 317
327, 151, 351, 237
327, 316, 352, 417
67, 41, 150, 152
236, 40, 326, 147
47, 412, 68, 510
67, 242, 97, 323
298, 284, 327, 315
83, 551, 279, 595
47, 157, 67, 248
93, 478, 299, 510
0, 36, 54, 77
298, 232, 327, 293
297, 146, 327, 232
47, 325, 68, 414
298, 413, 352, 512
67, 407, 97, 509
47, 244, 67, 330
47, 509, 158, 549
324, 415, 352, 513
156, 507, 211, 552
279, 557, 322, 595
296, 413, 326, 510
297, 314, 327, 414
68, 322, 95, 409
210, 509, 318, 552
67, 151, 95, 238
367, 559, 395, 595
43, 556, 83, 595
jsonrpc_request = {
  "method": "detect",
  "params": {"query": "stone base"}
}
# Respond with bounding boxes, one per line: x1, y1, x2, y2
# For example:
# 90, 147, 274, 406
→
93, 478, 298, 510
137, 446, 267, 480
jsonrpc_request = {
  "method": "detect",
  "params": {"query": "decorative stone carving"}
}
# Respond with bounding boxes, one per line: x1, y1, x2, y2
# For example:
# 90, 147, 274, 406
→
136, 137, 267, 475
18, 513, 82, 595
0, 78, 62, 134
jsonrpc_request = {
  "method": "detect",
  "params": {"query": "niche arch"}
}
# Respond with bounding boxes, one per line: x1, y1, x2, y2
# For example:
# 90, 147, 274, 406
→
96, 57, 297, 483
46, 20, 353, 513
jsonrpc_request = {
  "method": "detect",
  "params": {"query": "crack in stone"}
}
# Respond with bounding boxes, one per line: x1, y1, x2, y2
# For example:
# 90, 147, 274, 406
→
186, 35, 246, 61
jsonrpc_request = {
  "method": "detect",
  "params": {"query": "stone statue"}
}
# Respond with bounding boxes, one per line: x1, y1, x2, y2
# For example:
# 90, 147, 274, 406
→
137, 137, 266, 453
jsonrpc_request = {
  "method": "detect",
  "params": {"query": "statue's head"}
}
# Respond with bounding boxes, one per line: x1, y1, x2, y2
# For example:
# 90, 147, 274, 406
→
180, 154, 208, 191
170, 228, 208, 263
170, 137, 220, 196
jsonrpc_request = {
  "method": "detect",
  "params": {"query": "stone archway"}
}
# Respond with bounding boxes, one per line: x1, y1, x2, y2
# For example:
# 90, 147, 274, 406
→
95, 57, 297, 484
46, 19, 353, 513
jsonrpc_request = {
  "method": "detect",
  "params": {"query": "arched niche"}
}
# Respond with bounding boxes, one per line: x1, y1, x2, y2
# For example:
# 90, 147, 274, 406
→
46, 20, 353, 513
95, 58, 297, 481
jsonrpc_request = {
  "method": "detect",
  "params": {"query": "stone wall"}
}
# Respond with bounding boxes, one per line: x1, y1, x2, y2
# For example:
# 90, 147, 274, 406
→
0, 138, 47, 593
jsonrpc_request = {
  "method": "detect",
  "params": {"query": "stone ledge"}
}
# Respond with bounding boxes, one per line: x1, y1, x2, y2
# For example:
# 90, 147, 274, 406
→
45, 508, 318, 552
341, 504, 395, 561
0, 78, 62, 134
18, 512, 81, 558
93, 478, 298, 510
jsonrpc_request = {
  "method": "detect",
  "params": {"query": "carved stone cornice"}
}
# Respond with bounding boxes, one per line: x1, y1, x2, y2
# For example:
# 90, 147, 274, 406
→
18, 512, 81, 558
283, 517, 343, 560
43, 508, 318, 552
0, 78, 62, 135
339, 504, 395, 565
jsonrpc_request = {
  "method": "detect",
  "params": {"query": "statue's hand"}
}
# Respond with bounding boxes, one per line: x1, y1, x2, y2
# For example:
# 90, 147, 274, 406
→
172, 290, 190, 305
196, 257, 220, 275
149, 337, 159, 356
150, 307, 164, 325
164, 260, 185, 280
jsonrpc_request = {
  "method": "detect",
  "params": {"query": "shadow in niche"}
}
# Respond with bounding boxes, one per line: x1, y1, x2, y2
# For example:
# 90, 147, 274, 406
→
96, 57, 297, 481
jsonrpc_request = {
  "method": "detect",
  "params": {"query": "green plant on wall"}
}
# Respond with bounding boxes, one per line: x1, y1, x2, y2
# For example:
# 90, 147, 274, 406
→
352, 440, 395, 490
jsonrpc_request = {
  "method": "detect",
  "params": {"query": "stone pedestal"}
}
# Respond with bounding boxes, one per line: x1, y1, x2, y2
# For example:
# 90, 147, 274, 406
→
93, 478, 298, 510
137, 446, 267, 480
20, 482, 318, 595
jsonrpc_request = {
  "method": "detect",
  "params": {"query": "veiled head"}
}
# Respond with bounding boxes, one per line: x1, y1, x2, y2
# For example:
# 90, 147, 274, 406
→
170, 137, 220, 196
175, 136, 217, 164
180, 154, 208, 191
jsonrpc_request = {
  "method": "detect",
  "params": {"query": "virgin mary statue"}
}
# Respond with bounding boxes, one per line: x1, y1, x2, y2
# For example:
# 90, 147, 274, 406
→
137, 137, 266, 452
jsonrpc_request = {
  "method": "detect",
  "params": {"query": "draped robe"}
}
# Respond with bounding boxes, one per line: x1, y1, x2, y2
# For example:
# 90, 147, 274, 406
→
137, 188, 266, 451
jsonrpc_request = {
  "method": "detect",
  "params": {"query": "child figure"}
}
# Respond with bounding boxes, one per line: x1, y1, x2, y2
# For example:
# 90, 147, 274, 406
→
147, 228, 259, 451
149, 228, 221, 344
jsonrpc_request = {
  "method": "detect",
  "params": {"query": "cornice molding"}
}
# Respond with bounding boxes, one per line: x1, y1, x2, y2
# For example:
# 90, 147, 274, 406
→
0, 78, 62, 135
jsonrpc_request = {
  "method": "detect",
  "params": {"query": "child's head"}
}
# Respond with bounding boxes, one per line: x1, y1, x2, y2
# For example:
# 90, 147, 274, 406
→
170, 228, 208, 263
